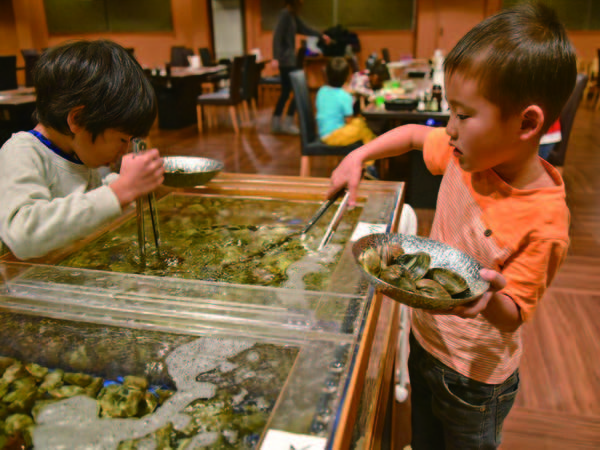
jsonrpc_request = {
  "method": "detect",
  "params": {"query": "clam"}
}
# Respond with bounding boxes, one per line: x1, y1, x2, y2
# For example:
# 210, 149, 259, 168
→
359, 248, 383, 276
378, 241, 404, 266
64, 372, 93, 388
25, 363, 48, 381
123, 375, 148, 391
425, 268, 469, 296
4, 413, 33, 436
2, 362, 27, 383
48, 385, 85, 399
39, 369, 64, 393
416, 279, 452, 300
379, 265, 417, 292
85, 377, 104, 398
397, 252, 431, 280
0, 357, 16, 376
98, 384, 143, 418
138, 391, 159, 416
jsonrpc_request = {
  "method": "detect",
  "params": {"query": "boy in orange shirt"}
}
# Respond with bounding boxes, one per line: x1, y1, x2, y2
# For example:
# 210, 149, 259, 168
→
328, 4, 574, 449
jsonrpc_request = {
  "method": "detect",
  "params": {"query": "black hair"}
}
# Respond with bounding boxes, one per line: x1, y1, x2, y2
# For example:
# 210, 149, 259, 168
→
370, 60, 390, 81
33, 39, 157, 140
444, 2, 576, 132
326, 57, 350, 88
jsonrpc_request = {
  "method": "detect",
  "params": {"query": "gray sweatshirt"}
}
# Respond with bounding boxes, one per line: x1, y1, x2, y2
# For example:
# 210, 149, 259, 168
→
0, 132, 122, 260
273, 8, 321, 68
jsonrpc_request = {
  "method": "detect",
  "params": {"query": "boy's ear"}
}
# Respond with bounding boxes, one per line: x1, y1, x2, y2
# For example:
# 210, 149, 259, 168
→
519, 105, 544, 141
66, 106, 85, 134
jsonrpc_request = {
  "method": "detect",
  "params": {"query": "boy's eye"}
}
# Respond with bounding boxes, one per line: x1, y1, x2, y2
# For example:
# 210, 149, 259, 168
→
457, 114, 469, 120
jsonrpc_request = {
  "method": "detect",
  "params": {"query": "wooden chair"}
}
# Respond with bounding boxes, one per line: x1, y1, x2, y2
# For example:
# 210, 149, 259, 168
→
289, 70, 362, 176
0, 56, 18, 91
196, 56, 244, 134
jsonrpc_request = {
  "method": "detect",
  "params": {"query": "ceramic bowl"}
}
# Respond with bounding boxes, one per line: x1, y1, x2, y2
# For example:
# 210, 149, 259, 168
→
352, 233, 489, 309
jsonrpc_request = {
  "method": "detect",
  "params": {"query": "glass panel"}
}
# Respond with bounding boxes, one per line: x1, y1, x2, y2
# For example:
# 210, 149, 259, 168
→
0, 262, 366, 447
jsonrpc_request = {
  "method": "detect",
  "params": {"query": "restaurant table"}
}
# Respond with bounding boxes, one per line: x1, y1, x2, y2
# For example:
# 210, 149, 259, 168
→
150, 65, 227, 130
0, 87, 36, 146
1, 173, 408, 449
362, 104, 450, 209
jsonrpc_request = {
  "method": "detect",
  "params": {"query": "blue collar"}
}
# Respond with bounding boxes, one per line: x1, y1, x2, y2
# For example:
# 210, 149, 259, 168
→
28, 129, 84, 165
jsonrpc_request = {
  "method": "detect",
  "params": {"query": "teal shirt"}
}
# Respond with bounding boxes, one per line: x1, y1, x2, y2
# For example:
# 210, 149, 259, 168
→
316, 86, 353, 139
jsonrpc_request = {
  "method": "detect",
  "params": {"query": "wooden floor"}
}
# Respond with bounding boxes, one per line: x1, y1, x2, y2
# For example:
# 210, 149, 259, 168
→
149, 104, 600, 449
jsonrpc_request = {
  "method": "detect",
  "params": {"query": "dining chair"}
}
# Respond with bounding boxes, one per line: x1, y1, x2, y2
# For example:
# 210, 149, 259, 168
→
21, 49, 40, 87
0, 56, 18, 91
170, 46, 194, 67
546, 72, 588, 170
241, 54, 259, 122
381, 48, 391, 64
196, 56, 244, 134
289, 70, 362, 177
198, 47, 215, 67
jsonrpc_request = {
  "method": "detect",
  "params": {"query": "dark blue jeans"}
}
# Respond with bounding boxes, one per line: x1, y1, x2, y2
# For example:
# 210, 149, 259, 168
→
273, 66, 296, 117
408, 333, 519, 450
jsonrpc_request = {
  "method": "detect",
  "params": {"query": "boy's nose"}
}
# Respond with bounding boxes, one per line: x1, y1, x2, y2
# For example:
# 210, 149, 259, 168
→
446, 115, 458, 140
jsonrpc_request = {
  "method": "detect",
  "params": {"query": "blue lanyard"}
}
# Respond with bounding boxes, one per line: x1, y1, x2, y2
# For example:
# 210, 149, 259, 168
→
28, 129, 83, 165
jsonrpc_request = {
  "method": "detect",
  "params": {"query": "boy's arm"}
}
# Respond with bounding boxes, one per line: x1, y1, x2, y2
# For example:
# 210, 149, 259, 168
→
0, 162, 122, 260
328, 124, 433, 205
445, 238, 568, 332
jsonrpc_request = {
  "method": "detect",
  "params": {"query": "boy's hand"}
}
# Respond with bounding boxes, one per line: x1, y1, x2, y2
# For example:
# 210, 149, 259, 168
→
327, 151, 364, 206
109, 149, 164, 207
430, 269, 507, 319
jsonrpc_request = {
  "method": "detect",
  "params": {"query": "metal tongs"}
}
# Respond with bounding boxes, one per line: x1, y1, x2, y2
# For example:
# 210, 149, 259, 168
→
131, 138, 161, 262
301, 188, 351, 251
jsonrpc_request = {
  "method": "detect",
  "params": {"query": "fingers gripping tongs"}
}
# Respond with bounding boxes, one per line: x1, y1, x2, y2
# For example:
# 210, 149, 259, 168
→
132, 138, 161, 262
301, 188, 351, 251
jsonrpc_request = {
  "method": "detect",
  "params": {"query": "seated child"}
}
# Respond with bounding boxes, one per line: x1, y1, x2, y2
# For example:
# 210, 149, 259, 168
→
0, 40, 164, 260
316, 56, 376, 147
327, 3, 575, 448
348, 58, 390, 101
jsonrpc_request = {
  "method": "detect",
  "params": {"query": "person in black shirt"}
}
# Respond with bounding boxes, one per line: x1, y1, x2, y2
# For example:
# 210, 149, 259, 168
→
271, 0, 330, 134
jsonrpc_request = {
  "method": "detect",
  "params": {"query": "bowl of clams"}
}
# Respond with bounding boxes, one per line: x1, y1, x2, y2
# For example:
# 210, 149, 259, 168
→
352, 233, 490, 309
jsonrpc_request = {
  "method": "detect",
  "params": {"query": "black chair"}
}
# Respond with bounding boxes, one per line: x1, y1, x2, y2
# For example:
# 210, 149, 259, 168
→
289, 70, 362, 177
170, 46, 194, 67
381, 48, 391, 63
241, 54, 259, 121
0, 56, 18, 91
198, 47, 216, 67
197, 56, 245, 134
20, 49, 40, 87
199, 47, 229, 90
547, 72, 588, 168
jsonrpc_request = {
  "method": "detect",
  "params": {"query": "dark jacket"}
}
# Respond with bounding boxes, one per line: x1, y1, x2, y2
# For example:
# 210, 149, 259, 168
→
273, 8, 320, 68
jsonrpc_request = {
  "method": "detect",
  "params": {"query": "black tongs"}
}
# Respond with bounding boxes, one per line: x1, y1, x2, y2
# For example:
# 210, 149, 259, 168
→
301, 188, 351, 250
132, 138, 161, 262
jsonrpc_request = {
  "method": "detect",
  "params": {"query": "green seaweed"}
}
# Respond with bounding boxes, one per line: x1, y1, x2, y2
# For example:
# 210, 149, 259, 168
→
58, 195, 362, 291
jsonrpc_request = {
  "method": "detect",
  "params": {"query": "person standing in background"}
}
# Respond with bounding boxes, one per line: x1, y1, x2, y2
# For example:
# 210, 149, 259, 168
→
271, 0, 331, 135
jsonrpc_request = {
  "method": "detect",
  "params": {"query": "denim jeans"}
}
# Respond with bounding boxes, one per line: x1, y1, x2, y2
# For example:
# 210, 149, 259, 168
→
408, 333, 520, 450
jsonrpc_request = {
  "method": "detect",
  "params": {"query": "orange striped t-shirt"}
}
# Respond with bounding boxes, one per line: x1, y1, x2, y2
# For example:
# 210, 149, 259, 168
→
411, 127, 570, 384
